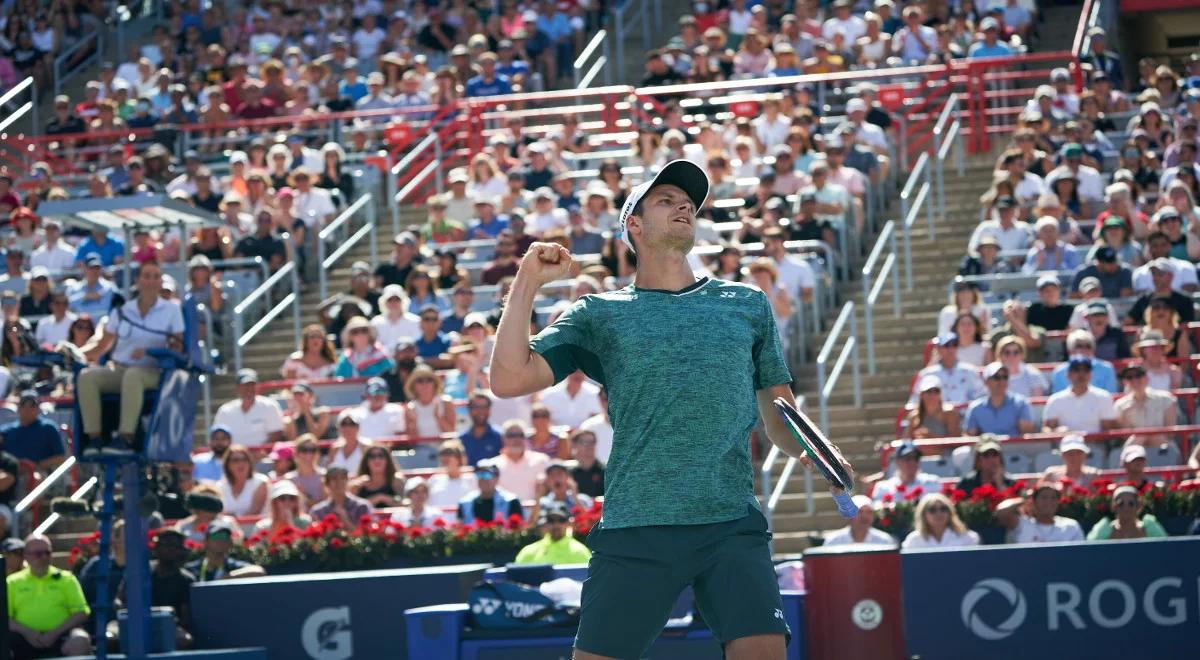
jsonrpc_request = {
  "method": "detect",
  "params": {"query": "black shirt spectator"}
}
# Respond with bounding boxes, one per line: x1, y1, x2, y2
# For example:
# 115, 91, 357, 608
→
45, 112, 85, 136
572, 462, 605, 498
1027, 301, 1074, 332
1094, 324, 1132, 362
191, 190, 222, 214
0, 450, 17, 508
463, 494, 523, 522
1127, 291, 1194, 325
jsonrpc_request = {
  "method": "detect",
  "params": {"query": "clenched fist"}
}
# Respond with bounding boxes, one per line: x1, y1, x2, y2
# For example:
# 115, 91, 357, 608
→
519, 242, 576, 285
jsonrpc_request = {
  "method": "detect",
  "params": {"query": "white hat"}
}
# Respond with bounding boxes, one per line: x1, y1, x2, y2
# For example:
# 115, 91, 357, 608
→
380, 284, 407, 304
1059, 433, 1090, 455
845, 98, 867, 114
851, 494, 873, 510
917, 374, 941, 393
269, 480, 301, 500
1120, 444, 1147, 463
617, 160, 709, 253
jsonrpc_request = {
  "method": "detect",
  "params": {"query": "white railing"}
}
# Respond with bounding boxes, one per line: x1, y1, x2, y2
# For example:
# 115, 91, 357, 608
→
317, 194, 378, 301
932, 95, 966, 222
861, 220, 902, 374
761, 394, 805, 536
231, 260, 301, 372
816, 302, 862, 458
573, 29, 610, 91
0, 77, 36, 134
899, 152, 933, 290
32, 477, 98, 536
389, 133, 439, 233
15, 457, 76, 515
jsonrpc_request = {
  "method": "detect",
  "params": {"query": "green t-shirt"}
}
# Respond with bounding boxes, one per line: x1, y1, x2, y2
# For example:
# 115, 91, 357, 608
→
514, 534, 594, 565
529, 277, 791, 529
7, 567, 90, 632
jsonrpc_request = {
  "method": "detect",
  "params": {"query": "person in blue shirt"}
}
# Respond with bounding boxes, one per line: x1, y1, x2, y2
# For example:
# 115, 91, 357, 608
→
468, 197, 510, 239
67, 255, 120, 318
414, 305, 453, 367
459, 392, 504, 464
0, 391, 67, 472
495, 40, 531, 81
74, 228, 126, 267
964, 364, 1035, 437
191, 425, 232, 483
465, 52, 514, 97
968, 18, 1014, 59
535, 0, 573, 84
1050, 329, 1119, 394
339, 67, 369, 104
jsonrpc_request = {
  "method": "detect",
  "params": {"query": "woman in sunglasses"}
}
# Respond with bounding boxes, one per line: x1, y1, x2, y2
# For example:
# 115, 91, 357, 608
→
351, 445, 404, 508
1086, 484, 1167, 540
334, 316, 394, 378
901, 493, 980, 549
404, 364, 456, 438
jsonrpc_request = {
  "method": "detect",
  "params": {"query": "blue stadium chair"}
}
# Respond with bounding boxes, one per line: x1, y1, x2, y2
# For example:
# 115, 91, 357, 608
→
1004, 452, 1032, 475
920, 454, 959, 478
393, 445, 440, 470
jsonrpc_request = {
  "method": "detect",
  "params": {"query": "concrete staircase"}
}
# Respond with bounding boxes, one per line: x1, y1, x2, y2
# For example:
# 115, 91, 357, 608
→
768, 157, 1002, 553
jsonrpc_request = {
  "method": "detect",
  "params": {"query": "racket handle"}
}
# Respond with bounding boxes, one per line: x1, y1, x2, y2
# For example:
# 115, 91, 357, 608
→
833, 491, 859, 519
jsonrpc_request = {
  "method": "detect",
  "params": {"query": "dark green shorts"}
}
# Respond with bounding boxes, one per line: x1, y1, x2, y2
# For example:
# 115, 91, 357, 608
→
574, 505, 790, 659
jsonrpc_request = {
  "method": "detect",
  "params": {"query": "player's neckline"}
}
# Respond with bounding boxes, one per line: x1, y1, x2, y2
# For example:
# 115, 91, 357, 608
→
632, 276, 710, 296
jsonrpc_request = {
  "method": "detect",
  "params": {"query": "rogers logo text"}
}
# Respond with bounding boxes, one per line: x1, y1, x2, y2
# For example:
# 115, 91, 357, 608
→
961, 579, 1027, 640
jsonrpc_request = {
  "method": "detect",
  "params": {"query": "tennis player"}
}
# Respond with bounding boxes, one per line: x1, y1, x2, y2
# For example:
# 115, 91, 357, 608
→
491, 159, 853, 660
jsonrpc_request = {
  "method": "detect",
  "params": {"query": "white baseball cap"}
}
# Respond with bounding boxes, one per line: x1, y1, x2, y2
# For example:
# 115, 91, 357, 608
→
617, 159, 709, 253
1059, 433, 1090, 455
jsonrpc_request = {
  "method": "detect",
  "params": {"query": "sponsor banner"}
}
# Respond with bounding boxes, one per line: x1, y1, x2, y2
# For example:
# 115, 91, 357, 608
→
903, 537, 1200, 660
191, 564, 489, 659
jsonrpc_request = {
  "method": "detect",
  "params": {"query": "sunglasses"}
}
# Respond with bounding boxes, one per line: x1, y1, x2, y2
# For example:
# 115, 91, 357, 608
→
1122, 372, 1146, 380
926, 506, 951, 514
367, 452, 388, 459
532, 412, 551, 418
1115, 498, 1139, 508
574, 438, 596, 445
297, 446, 318, 453
350, 328, 369, 335
504, 432, 526, 439
1000, 348, 1022, 356
989, 374, 1009, 381
421, 317, 440, 322
414, 377, 435, 384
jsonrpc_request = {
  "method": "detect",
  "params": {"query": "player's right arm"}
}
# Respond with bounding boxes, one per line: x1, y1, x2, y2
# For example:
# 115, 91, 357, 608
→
490, 243, 575, 398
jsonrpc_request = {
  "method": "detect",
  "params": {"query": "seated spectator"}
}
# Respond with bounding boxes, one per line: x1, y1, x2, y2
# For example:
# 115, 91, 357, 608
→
951, 312, 987, 367
351, 445, 404, 508
0, 391, 66, 474
482, 232, 523, 286
873, 441, 942, 504
968, 196, 1032, 255
1042, 434, 1102, 489
19, 268, 52, 317
1044, 356, 1118, 433
909, 334, 986, 406
967, 17, 1013, 58
35, 291, 75, 348
528, 403, 569, 459
1150, 206, 1200, 262
4, 538, 23, 576
405, 365, 457, 437
965, 363, 1035, 437
458, 460, 524, 525
538, 369, 602, 430
355, 377, 406, 441
1115, 362, 1178, 443
420, 195, 467, 245
578, 387, 614, 463
904, 376, 962, 439
173, 485, 240, 545
253, 480, 312, 534
391, 477, 439, 528
280, 324, 338, 381
213, 369, 285, 446
1132, 232, 1197, 294
283, 384, 333, 442
74, 227, 125, 268
901, 493, 980, 549
1067, 278, 1118, 332
824, 495, 895, 546
413, 307, 454, 369
1022, 217, 1081, 274
996, 482, 1084, 543
284, 434, 327, 505
218, 445, 267, 517
383, 339, 421, 404
130, 528, 195, 638
1086, 216, 1142, 268
372, 285, 421, 351
959, 234, 1015, 279
1086, 484, 1167, 541
267, 442, 296, 482
1069, 247, 1133, 299
374, 233, 419, 290
1081, 301, 1131, 361
1139, 297, 1193, 360
79, 518, 126, 635
233, 211, 287, 272
325, 411, 368, 476
311, 466, 374, 528
537, 459, 593, 513
335, 316, 395, 378
459, 392, 504, 464
30, 218, 75, 275
937, 279, 990, 337
66, 255, 119, 319
7, 534, 92, 658
1133, 329, 1184, 391
183, 521, 264, 583
1126, 260, 1193, 326
1026, 274, 1074, 332
1050, 330, 1119, 394
569, 429, 605, 498
958, 438, 1016, 494
192, 424, 232, 483
494, 420, 551, 502
514, 501, 591, 565
991, 336, 1047, 398
428, 440, 479, 510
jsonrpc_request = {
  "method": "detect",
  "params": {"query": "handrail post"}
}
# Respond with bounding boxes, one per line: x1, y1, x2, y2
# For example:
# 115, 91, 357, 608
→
290, 259, 301, 353
388, 153, 400, 234
890, 229, 901, 318
316, 225, 328, 302
368, 197, 379, 268
862, 259, 874, 375
925, 156, 935, 239
232, 309, 244, 372
851, 312, 862, 408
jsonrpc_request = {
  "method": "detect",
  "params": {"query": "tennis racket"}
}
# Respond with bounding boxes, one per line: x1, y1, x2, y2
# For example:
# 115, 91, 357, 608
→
773, 397, 859, 518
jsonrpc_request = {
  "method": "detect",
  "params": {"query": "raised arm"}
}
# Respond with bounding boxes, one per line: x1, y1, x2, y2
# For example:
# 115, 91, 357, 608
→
490, 243, 574, 398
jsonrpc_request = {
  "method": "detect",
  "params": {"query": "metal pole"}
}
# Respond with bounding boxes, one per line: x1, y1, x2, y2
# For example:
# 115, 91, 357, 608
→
890, 232, 901, 318
122, 461, 149, 658
434, 139, 445, 196
862, 270, 874, 375
316, 227, 327, 302
851, 311, 862, 408
925, 167, 935, 239
232, 310, 243, 372
290, 261, 301, 351
898, 115, 909, 176
367, 196, 379, 269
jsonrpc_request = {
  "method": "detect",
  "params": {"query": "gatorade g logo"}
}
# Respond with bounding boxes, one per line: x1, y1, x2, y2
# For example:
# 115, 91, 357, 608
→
961, 578, 1027, 640
301, 606, 353, 660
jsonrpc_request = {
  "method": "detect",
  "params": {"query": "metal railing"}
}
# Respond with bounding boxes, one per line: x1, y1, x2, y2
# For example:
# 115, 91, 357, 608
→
15, 456, 76, 522
0, 77, 36, 135
761, 394, 805, 536
861, 220, 901, 374
317, 194, 378, 301
811, 302, 859, 516
54, 28, 104, 98
389, 133, 439, 233
573, 29, 610, 91
899, 151, 933, 290
32, 477, 98, 536
231, 260, 301, 372
610, 0, 661, 81
932, 95, 966, 222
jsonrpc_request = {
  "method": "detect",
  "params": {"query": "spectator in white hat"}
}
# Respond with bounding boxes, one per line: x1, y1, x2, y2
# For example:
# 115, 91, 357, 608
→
843, 97, 888, 154
1042, 434, 1101, 488
910, 333, 986, 406
968, 17, 1013, 59
372, 285, 421, 351
968, 195, 1032, 255
1125, 260, 1194, 326
824, 496, 896, 546
1086, 484, 1166, 541
254, 480, 311, 534
1066, 276, 1119, 330
325, 409, 369, 476
1134, 328, 1184, 391
903, 375, 962, 439
997, 481, 1083, 544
